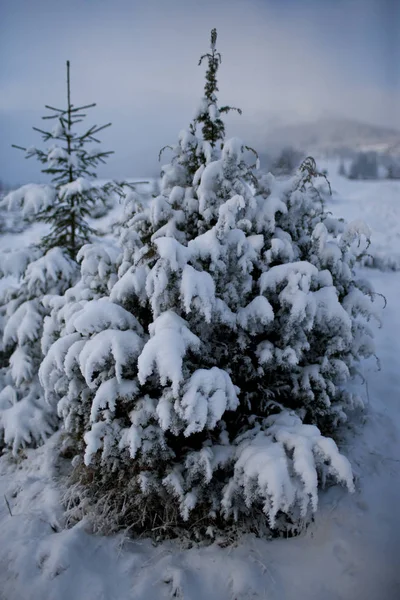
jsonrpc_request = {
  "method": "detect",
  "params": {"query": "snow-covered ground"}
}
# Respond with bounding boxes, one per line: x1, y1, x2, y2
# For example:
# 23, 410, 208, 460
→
0, 164, 399, 599
321, 159, 400, 270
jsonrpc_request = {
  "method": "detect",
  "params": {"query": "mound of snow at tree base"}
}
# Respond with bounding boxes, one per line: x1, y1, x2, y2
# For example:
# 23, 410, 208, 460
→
0, 177, 400, 599
0, 266, 399, 600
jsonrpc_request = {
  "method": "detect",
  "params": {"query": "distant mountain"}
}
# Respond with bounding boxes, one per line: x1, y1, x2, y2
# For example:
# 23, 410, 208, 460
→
265, 117, 400, 158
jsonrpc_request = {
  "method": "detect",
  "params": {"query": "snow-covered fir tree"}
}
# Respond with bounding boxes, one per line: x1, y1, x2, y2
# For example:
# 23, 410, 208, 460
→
0, 249, 77, 454
0, 62, 129, 454
9, 60, 127, 259
40, 31, 377, 539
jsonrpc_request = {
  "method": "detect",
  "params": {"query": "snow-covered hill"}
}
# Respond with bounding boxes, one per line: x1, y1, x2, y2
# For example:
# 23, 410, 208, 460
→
0, 166, 399, 599
266, 117, 400, 158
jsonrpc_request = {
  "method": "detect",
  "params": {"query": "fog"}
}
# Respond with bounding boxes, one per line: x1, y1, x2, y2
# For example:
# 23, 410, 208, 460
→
1, 0, 399, 184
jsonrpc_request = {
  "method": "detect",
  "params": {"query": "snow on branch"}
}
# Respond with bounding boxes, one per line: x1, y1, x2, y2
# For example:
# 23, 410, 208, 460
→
138, 311, 200, 397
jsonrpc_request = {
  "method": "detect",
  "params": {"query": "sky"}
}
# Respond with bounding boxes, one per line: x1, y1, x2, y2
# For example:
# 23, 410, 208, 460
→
1, 0, 399, 184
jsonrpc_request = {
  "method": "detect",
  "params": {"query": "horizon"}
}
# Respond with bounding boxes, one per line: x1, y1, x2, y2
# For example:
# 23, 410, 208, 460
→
1, 0, 399, 185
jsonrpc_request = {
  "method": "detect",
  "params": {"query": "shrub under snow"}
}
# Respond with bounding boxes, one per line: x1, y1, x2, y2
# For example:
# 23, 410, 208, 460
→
0, 248, 78, 453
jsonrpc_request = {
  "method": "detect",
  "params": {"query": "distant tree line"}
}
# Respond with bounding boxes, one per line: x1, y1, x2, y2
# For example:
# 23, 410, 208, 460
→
338, 151, 400, 180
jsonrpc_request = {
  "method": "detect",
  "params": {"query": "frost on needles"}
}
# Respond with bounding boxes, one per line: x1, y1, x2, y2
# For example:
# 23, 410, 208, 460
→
41, 33, 378, 538
0, 61, 131, 454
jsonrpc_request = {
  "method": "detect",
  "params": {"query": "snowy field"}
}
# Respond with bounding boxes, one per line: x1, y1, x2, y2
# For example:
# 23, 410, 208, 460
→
0, 164, 399, 600
320, 159, 400, 271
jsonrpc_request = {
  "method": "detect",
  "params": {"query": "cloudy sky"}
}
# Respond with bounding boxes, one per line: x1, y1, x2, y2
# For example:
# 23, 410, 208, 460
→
1, 0, 399, 184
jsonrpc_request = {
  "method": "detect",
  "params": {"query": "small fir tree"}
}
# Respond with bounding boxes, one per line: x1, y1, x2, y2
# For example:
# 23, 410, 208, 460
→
0, 61, 131, 454
11, 60, 126, 259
